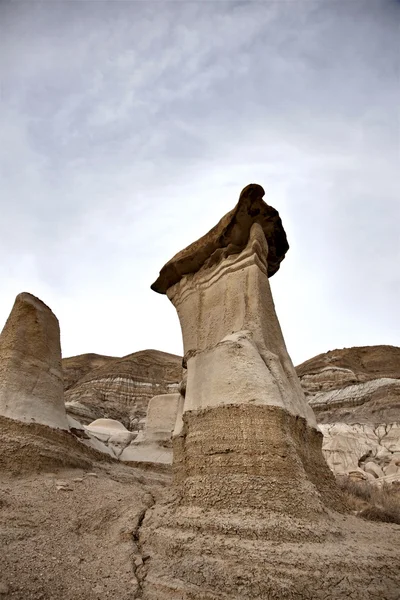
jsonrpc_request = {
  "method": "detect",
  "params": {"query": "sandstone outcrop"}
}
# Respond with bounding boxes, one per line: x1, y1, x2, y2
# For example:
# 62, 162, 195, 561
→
0, 293, 69, 430
83, 418, 134, 458
296, 346, 400, 482
63, 350, 181, 428
138, 184, 400, 599
120, 393, 181, 463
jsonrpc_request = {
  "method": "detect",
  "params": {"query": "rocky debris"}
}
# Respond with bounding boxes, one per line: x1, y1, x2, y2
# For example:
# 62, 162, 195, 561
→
135, 184, 400, 599
320, 422, 400, 483
0, 292, 69, 430
55, 480, 72, 491
63, 350, 182, 428
120, 393, 182, 464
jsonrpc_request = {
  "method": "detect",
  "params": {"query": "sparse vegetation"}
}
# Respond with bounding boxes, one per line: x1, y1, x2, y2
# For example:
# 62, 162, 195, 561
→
337, 475, 400, 525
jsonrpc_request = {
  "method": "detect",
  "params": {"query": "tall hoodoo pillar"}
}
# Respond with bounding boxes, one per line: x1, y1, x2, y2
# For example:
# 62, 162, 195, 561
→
141, 185, 400, 600
151, 183, 338, 515
0, 292, 68, 430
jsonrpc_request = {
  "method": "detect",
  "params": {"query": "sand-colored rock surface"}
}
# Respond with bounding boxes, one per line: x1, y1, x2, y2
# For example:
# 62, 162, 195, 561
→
0, 191, 399, 599
0, 413, 170, 599
63, 350, 182, 428
138, 184, 400, 599
120, 393, 181, 464
0, 293, 69, 430
151, 183, 289, 294
319, 422, 400, 482
84, 418, 135, 458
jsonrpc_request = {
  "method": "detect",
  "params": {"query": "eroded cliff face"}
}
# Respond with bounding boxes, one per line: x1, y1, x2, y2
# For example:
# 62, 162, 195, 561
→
297, 345, 400, 422
62, 350, 182, 429
62, 353, 116, 391
296, 346, 400, 482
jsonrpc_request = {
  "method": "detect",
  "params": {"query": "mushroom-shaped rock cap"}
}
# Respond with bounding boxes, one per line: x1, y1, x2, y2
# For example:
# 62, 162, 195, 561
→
151, 184, 289, 294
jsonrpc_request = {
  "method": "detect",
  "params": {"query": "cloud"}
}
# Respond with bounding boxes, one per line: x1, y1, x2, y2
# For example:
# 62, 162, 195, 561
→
0, 0, 398, 364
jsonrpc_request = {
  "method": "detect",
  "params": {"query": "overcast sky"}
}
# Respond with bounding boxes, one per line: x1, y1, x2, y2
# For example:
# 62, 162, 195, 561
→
0, 0, 399, 366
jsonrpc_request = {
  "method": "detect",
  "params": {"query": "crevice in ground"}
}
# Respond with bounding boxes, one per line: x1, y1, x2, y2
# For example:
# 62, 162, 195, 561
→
131, 490, 156, 599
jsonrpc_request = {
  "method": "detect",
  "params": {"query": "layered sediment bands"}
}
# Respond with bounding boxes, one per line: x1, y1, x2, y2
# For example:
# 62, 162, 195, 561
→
141, 418, 400, 599
297, 345, 400, 393
296, 345, 400, 424
62, 353, 116, 390
0, 415, 112, 474
0, 293, 68, 430
63, 350, 182, 428
173, 404, 343, 515
140, 511, 400, 600
296, 345, 400, 481
144, 186, 400, 598
151, 183, 289, 294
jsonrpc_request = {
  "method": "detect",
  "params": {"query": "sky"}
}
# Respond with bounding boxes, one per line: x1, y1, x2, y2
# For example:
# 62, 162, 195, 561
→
0, 0, 399, 366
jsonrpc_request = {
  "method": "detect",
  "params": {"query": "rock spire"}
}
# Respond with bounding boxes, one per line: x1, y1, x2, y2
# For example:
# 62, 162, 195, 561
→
0, 292, 68, 430
140, 184, 399, 599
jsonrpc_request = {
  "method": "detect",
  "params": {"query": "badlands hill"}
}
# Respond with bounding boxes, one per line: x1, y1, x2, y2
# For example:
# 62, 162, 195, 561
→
63, 344, 400, 432
296, 345, 400, 424
296, 345, 400, 482
63, 350, 182, 428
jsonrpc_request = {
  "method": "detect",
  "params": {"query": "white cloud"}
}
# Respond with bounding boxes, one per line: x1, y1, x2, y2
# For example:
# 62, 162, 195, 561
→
0, 0, 398, 364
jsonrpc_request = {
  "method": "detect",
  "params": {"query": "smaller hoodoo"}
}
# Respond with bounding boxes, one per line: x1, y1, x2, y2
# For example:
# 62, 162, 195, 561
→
0, 292, 68, 430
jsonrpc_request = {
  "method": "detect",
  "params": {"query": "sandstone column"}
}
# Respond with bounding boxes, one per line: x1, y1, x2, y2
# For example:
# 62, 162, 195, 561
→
140, 185, 400, 600
151, 184, 339, 515
0, 292, 69, 430
120, 393, 182, 463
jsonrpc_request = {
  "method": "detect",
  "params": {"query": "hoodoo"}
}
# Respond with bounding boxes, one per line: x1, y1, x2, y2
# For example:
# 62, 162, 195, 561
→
0, 292, 68, 430
140, 184, 400, 599
152, 183, 340, 514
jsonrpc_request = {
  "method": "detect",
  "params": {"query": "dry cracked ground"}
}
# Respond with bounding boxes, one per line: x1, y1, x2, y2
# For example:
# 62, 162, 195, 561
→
0, 417, 170, 600
1, 415, 400, 600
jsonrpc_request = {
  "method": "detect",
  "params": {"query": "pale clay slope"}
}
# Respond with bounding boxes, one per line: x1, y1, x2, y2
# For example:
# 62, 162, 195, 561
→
296, 345, 400, 483
81, 394, 182, 464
